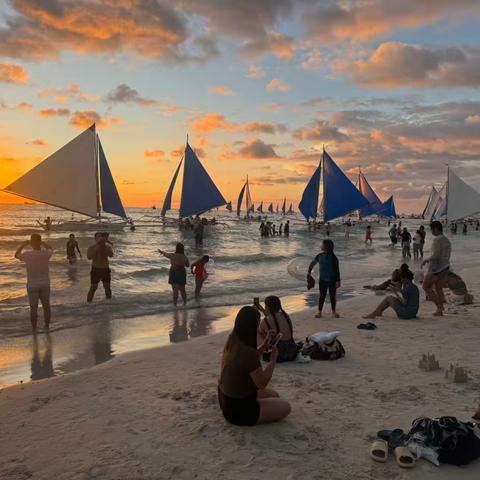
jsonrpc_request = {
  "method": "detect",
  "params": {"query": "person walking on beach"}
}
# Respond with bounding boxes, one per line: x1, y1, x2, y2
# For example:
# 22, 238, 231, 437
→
15, 234, 53, 333
66, 233, 82, 264
421, 221, 451, 316
401, 228, 412, 258
87, 232, 114, 302
365, 225, 372, 244
284, 220, 290, 236
159, 243, 189, 306
308, 239, 340, 318
419, 225, 426, 258
191, 255, 209, 300
325, 222, 331, 237
389, 224, 398, 246
218, 306, 291, 426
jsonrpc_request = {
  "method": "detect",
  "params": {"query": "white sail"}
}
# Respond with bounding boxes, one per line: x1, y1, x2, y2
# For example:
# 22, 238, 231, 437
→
447, 169, 480, 221
424, 186, 441, 220
4, 126, 98, 217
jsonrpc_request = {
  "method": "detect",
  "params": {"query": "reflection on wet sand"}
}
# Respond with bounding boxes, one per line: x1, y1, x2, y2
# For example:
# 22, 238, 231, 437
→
169, 307, 216, 343
31, 334, 55, 381
169, 310, 189, 343
188, 306, 214, 338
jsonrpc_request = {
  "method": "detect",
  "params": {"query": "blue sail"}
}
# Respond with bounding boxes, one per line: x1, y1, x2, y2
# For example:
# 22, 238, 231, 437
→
323, 150, 369, 222
237, 183, 246, 216
268, 203, 273, 213
161, 158, 183, 217
359, 172, 385, 218
179, 143, 226, 218
257, 202, 263, 213
98, 139, 127, 218
226, 201, 232, 212
382, 196, 397, 218
298, 163, 321, 221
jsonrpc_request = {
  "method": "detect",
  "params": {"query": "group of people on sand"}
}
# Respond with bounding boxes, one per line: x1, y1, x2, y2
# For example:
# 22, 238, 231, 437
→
259, 220, 290, 237
158, 243, 210, 305
15, 232, 115, 333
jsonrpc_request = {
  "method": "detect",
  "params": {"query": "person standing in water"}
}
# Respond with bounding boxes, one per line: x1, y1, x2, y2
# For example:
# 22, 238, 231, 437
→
308, 239, 340, 318
365, 225, 372, 244
284, 220, 290, 236
193, 218, 204, 247
191, 255, 210, 300
279, 223, 283, 236
66, 233, 82, 264
421, 221, 451, 316
87, 232, 114, 302
159, 243, 190, 306
419, 225, 426, 258
44, 216, 52, 231
15, 234, 53, 333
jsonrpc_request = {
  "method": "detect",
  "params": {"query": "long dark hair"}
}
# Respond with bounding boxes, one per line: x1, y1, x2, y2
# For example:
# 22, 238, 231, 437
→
224, 306, 260, 354
265, 296, 293, 336
400, 263, 414, 281
175, 242, 185, 254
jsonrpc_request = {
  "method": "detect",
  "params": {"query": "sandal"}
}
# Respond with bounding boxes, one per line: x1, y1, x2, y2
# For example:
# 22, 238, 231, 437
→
394, 446, 416, 468
370, 439, 388, 463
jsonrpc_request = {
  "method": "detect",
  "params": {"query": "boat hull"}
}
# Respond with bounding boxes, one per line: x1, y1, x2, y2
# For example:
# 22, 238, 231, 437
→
38, 220, 131, 232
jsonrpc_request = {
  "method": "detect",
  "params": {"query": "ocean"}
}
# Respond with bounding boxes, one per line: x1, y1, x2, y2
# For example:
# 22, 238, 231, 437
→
0, 203, 477, 387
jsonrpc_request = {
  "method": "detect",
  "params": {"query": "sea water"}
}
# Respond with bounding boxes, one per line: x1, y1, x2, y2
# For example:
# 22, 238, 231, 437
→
0, 204, 477, 386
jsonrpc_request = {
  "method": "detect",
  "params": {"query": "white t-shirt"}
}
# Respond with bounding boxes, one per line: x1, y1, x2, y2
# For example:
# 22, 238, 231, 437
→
19, 249, 53, 288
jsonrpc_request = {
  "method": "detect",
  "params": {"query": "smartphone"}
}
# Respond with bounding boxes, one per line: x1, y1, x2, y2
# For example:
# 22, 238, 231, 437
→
253, 297, 259, 304
267, 332, 282, 350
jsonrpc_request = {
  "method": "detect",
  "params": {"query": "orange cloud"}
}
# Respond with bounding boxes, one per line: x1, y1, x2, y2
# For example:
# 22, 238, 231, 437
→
144, 149, 165, 160
335, 42, 480, 88
266, 79, 291, 93
243, 122, 288, 135
69, 110, 123, 129
39, 108, 71, 117
27, 139, 47, 146
39, 83, 99, 103
209, 84, 236, 96
258, 102, 284, 112
0, 62, 30, 84
192, 113, 236, 132
247, 64, 266, 79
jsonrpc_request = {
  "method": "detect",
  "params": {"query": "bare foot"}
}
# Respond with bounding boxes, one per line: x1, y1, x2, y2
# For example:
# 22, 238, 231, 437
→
362, 313, 376, 319
315, 312, 322, 318
433, 310, 443, 317
332, 312, 340, 318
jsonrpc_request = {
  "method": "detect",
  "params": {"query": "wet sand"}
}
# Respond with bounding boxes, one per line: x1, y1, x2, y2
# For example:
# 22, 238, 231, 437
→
1, 270, 480, 479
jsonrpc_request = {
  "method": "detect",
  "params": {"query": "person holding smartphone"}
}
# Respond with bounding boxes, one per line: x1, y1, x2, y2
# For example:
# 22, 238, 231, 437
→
218, 306, 291, 426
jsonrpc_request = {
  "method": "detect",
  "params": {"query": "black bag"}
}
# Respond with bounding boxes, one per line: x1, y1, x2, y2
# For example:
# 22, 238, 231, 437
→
303, 338, 345, 360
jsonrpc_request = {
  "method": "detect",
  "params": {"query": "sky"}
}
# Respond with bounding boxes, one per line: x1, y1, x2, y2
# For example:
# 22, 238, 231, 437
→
0, 0, 479, 214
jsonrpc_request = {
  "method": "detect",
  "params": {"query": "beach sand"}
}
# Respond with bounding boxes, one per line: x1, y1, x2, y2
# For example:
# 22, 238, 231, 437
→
1, 270, 480, 479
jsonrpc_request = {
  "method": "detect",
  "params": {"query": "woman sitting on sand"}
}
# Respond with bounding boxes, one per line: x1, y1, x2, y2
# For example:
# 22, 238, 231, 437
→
363, 265, 419, 320
158, 243, 189, 306
254, 296, 299, 362
218, 306, 291, 426
363, 269, 401, 291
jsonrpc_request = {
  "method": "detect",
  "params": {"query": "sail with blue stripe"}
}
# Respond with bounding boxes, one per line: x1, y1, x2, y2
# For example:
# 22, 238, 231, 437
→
322, 150, 369, 222
179, 143, 226, 218
98, 138, 127, 218
298, 163, 321, 221
236, 183, 246, 216
161, 158, 183, 217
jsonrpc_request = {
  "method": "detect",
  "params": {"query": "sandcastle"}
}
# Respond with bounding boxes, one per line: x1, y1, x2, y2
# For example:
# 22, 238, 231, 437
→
418, 353, 441, 371
445, 364, 469, 383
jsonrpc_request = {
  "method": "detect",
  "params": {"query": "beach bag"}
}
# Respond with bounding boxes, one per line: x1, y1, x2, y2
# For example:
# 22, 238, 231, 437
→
307, 274, 315, 290
302, 338, 345, 361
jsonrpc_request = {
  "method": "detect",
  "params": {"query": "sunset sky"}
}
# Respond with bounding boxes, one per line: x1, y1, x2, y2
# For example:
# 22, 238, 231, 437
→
1, 0, 480, 213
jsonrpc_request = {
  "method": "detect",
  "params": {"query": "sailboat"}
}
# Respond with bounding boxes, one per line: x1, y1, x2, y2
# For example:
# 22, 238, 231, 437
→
226, 201, 232, 212
276, 204, 279, 213
2, 124, 131, 231
268, 203, 274, 214
358, 170, 386, 218
381, 196, 397, 218
256, 202, 263, 213
281, 198, 286, 215
237, 176, 253, 216
299, 148, 369, 222
161, 142, 226, 218
434, 168, 480, 221
287, 203, 294, 214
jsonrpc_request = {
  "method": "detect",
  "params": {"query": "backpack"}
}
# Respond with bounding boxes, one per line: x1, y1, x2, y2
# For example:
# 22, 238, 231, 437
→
302, 338, 345, 360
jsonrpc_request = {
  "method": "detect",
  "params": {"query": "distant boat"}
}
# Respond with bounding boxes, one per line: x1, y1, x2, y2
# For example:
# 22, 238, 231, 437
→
256, 202, 263, 213
226, 201, 232, 212
287, 203, 294, 214
281, 197, 286, 215
434, 167, 480, 221
358, 170, 386, 218
237, 176, 253, 216
161, 141, 226, 218
268, 203, 274, 214
2, 124, 131, 231
276, 204, 279, 213
298, 148, 369, 222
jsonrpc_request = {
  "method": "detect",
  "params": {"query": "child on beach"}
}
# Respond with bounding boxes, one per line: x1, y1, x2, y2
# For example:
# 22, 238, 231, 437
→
191, 255, 210, 300
307, 239, 340, 318
365, 225, 372, 244
66, 233, 82, 264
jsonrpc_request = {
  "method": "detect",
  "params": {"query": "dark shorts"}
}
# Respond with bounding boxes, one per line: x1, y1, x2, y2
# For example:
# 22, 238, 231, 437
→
218, 388, 260, 426
169, 266, 186, 286
91, 267, 111, 284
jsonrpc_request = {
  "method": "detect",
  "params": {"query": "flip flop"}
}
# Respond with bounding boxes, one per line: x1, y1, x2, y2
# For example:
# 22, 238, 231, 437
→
357, 322, 377, 330
370, 439, 388, 463
394, 447, 416, 468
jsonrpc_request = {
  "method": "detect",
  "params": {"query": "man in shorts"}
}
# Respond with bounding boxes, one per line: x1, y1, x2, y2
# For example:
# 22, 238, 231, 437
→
15, 234, 53, 333
421, 221, 451, 316
87, 232, 114, 302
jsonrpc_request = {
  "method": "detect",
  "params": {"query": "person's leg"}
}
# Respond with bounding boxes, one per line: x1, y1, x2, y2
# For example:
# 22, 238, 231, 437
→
329, 281, 339, 317
102, 281, 112, 299
195, 278, 203, 299
257, 398, 291, 424
423, 273, 443, 315
39, 287, 51, 329
363, 296, 395, 319
87, 282, 98, 302
316, 281, 328, 317
172, 285, 179, 306
258, 388, 279, 399
180, 286, 187, 305
28, 288, 39, 333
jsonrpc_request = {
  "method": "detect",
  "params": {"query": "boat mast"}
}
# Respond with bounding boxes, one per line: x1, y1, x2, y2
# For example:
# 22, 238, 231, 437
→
322, 145, 326, 222
445, 164, 449, 223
